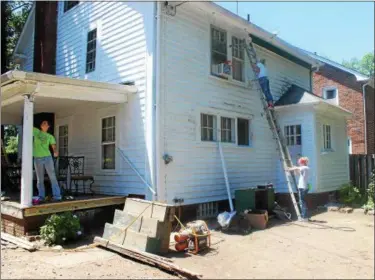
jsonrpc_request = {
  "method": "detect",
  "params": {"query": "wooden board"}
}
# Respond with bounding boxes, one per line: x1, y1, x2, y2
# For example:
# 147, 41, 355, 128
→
23, 196, 125, 217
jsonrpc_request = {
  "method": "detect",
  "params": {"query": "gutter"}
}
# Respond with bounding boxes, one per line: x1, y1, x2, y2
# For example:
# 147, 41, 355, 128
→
363, 82, 370, 154
152, 2, 162, 201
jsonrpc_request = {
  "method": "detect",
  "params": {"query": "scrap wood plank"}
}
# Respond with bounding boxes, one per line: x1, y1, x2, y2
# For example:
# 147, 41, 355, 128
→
1, 232, 37, 251
94, 236, 202, 280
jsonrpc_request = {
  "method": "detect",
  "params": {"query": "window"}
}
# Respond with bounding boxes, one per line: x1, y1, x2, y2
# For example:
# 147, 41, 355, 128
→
323, 87, 338, 105
284, 125, 302, 146
232, 37, 245, 82
101, 116, 116, 169
64, 1, 79, 12
323, 124, 332, 150
211, 27, 227, 75
58, 125, 69, 156
201, 114, 217, 141
221, 117, 235, 143
237, 118, 250, 146
86, 29, 97, 73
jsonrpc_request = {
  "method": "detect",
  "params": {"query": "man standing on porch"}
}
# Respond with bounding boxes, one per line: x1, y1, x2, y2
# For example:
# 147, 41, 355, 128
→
33, 120, 62, 201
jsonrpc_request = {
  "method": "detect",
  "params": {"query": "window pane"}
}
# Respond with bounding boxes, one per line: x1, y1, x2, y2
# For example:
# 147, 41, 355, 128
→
221, 117, 234, 143
296, 125, 301, 135
237, 118, 249, 146
102, 144, 115, 169
201, 114, 216, 141
86, 29, 97, 73
296, 136, 302, 145
325, 90, 336, 99
232, 58, 243, 82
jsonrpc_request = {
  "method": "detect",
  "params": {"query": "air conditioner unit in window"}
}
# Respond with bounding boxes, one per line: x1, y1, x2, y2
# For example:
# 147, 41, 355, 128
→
212, 63, 231, 78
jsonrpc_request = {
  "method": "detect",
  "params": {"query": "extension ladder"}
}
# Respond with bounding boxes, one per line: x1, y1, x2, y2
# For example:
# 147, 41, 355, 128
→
243, 36, 302, 220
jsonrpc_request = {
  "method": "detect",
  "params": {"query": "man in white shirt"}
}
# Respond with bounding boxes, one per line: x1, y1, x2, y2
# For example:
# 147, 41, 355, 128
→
287, 157, 310, 221
253, 59, 274, 108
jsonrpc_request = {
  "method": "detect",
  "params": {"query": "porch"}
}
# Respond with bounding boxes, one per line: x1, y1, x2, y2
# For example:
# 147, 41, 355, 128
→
1, 70, 137, 209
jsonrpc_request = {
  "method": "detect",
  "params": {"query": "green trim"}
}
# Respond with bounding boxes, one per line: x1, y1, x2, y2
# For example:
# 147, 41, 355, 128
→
250, 35, 311, 69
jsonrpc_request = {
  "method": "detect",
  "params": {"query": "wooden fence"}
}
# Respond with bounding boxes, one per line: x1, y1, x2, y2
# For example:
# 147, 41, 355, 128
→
349, 154, 375, 192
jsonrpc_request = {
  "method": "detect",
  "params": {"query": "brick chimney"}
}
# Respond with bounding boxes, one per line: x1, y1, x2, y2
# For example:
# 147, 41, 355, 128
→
33, 1, 58, 74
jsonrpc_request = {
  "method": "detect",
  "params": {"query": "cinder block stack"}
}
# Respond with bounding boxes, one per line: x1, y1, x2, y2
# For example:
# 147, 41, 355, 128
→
102, 198, 175, 254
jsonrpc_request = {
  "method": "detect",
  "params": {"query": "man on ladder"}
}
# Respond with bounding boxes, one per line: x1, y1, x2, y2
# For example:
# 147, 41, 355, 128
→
252, 58, 274, 109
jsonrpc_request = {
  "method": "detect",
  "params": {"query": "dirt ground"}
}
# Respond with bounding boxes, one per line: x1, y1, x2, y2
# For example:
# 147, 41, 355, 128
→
1, 211, 374, 279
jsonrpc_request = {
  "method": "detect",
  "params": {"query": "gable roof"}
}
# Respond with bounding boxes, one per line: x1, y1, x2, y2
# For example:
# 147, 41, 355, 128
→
275, 84, 351, 116
303, 50, 369, 82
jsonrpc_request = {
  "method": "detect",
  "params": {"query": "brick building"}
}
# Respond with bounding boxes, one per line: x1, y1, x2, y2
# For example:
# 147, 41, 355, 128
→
307, 53, 374, 154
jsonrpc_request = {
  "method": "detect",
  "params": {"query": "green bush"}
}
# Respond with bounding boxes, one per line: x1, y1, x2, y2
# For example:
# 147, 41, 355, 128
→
364, 170, 375, 210
40, 212, 81, 246
338, 183, 362, 206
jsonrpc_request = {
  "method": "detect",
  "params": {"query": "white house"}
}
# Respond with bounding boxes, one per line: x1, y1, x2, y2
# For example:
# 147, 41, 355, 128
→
3, 1, 351, 210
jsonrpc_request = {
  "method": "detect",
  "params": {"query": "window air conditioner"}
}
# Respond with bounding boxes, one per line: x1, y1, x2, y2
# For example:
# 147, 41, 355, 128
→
212, 63, 231, 78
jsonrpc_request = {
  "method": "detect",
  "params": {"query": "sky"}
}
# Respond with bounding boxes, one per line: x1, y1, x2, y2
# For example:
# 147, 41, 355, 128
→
216, 1, 374, 64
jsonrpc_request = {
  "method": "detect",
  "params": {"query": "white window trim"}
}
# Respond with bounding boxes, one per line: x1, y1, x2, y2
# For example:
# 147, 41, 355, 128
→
209, 25, 248, 88
196, 108, 253, 148
98, 112, 119, 173
201, 113, 218, 142
322, 86, 339, 105
322, 124, 334, 153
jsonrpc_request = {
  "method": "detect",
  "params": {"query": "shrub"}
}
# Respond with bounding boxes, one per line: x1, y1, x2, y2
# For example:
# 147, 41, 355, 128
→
338, 182, 362, 206
40, 212, 81, 246
364, 170, 375, 210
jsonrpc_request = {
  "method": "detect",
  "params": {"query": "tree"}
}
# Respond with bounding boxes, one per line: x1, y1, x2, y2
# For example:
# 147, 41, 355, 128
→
342, 52, 374, 77
1, 1, 32, 73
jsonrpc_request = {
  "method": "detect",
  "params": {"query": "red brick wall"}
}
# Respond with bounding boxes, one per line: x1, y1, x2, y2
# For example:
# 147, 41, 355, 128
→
313, 65, 366, 154
365, 86, 375, 154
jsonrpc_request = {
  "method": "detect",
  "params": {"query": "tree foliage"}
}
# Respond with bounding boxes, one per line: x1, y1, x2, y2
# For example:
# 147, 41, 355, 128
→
1, 1, 32, 73
342, 52, 375, 77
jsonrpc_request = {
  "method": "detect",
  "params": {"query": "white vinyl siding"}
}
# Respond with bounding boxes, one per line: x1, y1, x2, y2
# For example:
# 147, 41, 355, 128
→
56, 2, 155, 197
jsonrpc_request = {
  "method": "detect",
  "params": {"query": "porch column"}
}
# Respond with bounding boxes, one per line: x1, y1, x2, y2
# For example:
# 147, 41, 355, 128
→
20, 95, 34, 207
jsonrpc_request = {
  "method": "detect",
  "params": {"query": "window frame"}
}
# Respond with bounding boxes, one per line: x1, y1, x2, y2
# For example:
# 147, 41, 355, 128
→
58, 125, 69, 156
231, 36, 245, 82
220, 116, 236, 143
101, 116, 116, 170
86, 28, 97, 74
210, 26, 228, 78
323, 124, 332, 151
201, 113, 217, 142
237, 118, 252, 147
63, 1, 79, 13
284, 125, 302, 146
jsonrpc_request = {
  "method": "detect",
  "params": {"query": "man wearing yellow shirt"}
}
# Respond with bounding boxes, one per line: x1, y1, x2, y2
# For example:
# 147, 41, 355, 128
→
33, 120, 61, 201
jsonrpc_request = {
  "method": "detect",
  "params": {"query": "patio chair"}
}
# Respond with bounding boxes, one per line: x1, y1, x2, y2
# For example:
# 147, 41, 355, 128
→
68, 156, 95, 195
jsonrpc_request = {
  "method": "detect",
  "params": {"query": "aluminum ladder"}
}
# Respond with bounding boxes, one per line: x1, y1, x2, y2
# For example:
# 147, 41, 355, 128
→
243, 36, 302, 220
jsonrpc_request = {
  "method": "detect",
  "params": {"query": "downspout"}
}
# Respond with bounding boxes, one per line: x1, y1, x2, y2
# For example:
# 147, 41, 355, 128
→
362, 81, 369, 154
152, 2, 162, 201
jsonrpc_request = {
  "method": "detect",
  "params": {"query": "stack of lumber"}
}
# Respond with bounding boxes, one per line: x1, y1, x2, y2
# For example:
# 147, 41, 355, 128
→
101, 198, 175, 254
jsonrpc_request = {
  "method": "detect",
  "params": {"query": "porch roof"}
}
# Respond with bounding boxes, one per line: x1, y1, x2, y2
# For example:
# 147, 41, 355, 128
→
274, 84, 352, 117
1, 70, 137, 124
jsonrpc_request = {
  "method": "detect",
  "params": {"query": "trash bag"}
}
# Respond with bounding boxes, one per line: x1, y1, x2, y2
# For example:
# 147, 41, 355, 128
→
217, 211, 236, 229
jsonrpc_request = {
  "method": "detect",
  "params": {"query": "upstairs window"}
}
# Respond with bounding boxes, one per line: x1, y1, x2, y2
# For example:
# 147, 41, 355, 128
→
323, 124, 332, 150
64, 1, 79, 12
201, 114, 217, 142
221, 117, 235, 143
86, 29, 97, 73
284, 125, 302, 146
232, 36, 245, 82
211, 27, 227, 76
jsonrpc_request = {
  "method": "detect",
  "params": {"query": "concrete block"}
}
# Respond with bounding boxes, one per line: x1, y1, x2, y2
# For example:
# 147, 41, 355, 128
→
123, 198, 174, 222
113, 210, 141, 232
123, 229, 160, 254
102, 223, 126, 245
140, 217, 163, 238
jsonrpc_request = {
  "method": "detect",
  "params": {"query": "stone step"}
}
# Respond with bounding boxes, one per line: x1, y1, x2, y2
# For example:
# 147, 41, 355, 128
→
123, 229, 161, 254
102, 223, 126, 244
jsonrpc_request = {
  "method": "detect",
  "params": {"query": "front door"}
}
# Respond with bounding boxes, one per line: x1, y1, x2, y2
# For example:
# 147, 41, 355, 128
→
284, 124, 302, 165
